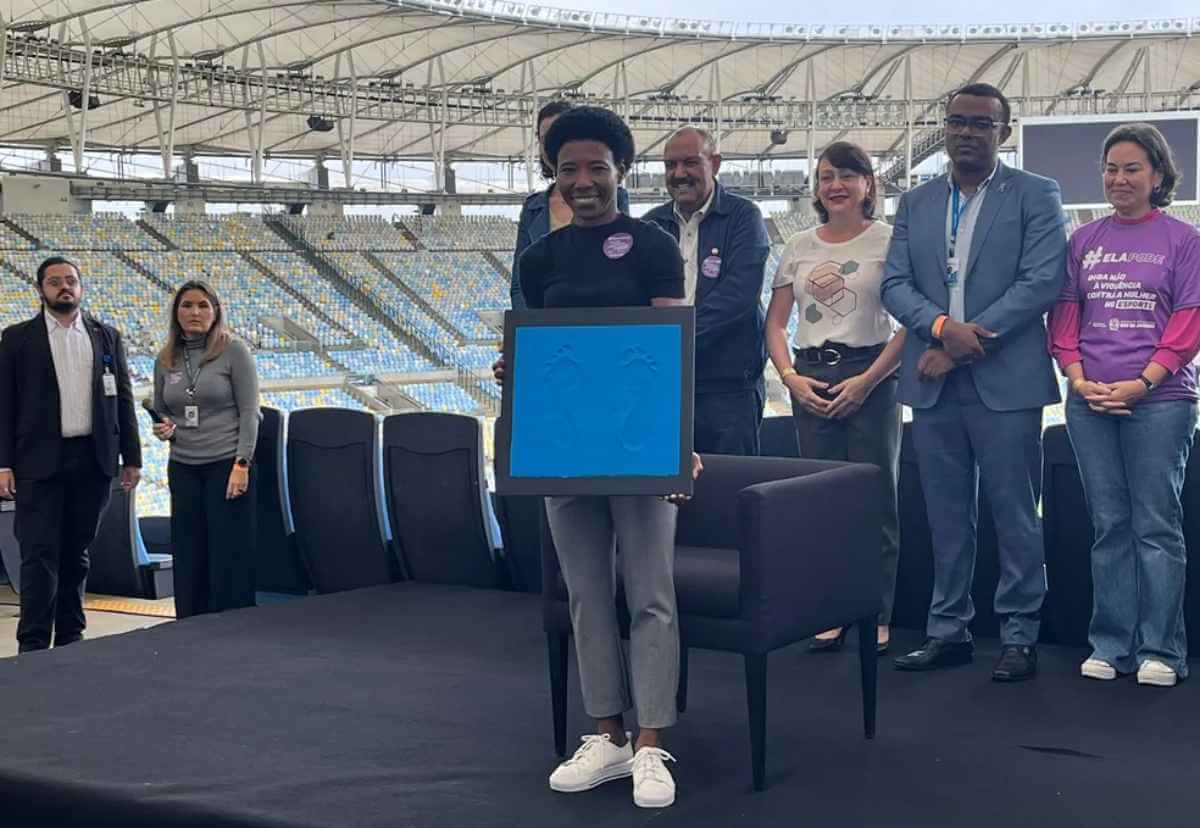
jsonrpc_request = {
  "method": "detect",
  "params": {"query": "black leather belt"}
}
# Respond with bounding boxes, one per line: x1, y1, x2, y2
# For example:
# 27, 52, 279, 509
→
796, 342, 883, 366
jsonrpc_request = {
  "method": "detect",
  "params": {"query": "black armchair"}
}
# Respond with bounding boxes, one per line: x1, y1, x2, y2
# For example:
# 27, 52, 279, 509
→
541, 454, 883, 790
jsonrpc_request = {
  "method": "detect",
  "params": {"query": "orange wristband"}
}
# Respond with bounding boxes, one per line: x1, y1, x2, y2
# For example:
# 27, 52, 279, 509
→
932, 315, 948, 340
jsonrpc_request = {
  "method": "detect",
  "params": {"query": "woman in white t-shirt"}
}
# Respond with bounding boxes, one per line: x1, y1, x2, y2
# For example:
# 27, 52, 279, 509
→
765, 141, 906, 655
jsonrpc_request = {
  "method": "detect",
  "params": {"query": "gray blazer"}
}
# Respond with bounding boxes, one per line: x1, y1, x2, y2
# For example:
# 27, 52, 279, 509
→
880, 163, 1068, 411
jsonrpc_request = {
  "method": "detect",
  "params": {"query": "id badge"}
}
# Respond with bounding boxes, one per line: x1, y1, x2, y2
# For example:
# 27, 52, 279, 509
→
102, 371, 117, 397
184, 405, 200, 428
945, 256, 960, 287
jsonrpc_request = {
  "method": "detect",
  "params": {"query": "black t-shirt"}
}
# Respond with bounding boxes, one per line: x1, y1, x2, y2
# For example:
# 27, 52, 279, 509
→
518, 214, 685, 309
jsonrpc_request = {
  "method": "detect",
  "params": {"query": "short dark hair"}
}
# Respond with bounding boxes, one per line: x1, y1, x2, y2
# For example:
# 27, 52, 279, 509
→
36, 255, 80, 287
537, 100, 572, 127
536, 101, 574, 179
543, 106, 636, 174
1103, 122, 1180, 208
812, 141, 877, 223
947, 82, 1011, 126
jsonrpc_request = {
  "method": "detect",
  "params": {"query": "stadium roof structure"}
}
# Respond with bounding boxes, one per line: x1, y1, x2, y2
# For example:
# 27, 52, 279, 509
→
1, 1, 1199, 184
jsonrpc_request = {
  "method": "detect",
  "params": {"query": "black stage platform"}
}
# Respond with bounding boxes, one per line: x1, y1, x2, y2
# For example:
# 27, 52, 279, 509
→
2, 584, 1197, 827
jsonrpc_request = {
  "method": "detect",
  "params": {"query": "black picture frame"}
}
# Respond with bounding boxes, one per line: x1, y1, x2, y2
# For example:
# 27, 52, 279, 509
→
495, 306, 695, 497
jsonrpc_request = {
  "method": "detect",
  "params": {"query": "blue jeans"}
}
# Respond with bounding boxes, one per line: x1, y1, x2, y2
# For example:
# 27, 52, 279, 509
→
1066, 395, 1197, 677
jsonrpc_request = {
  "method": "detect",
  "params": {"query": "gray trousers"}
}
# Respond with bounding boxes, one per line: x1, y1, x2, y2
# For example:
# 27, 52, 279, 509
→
911, 369, 1045, 645
790, 346, 902, 625
545, 495, 679, 729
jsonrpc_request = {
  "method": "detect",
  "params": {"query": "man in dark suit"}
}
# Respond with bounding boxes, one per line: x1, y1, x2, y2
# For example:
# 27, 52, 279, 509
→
881, 84, 1067, 681
0, 256, 142, 652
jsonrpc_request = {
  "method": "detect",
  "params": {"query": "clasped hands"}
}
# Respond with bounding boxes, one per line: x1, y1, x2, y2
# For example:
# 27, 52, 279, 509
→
1073, 377, 1147, 416
783, 371, 875, 419
917, 319, 997, 382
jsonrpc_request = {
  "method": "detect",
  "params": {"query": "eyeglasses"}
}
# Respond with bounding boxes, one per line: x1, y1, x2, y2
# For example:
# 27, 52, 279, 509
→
944, 115, 1006, 133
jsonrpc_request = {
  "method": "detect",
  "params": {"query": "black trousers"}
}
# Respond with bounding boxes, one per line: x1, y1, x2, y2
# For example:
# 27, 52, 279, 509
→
14, 437, 112, 652
790, 346, 902, 625
168, 458, 257, 619
694, 388, 763, 456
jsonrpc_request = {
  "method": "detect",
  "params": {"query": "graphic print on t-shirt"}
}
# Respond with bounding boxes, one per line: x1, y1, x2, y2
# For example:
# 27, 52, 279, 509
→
1080, 243, 1166, 330
803, 259, 860, 323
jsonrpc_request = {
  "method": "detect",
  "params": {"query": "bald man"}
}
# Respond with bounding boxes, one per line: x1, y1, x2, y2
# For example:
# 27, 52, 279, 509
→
645, 127, 770, 455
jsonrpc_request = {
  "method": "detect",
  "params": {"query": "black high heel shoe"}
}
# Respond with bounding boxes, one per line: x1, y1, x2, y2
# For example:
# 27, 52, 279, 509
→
808, 627, 849, 653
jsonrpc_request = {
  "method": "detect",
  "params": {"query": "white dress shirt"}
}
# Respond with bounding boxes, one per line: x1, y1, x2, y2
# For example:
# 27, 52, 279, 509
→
943, 163, 999, 322
46, 311, 95, 438
674, 188, 716, 305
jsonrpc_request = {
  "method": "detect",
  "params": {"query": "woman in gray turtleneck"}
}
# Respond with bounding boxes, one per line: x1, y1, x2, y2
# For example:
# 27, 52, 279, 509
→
152, 280, 261, 618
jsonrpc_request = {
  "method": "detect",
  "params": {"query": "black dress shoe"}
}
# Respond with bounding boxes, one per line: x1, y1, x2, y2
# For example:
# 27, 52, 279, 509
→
893, 638, 974, 671
876, 639, 890, 657
992, 645, 1037, 682
808, 627, 848, 653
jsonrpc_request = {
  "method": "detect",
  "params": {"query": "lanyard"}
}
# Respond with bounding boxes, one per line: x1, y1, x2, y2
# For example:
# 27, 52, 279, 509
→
948, 184, 969, 259
182, 347, 203, 398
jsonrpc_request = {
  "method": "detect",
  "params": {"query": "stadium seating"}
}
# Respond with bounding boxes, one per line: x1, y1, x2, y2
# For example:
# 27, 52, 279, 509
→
254, 350, 341, 380
9, 213, 164, 251
261, 388, 367, 412
0, 269, 38, 330
133, 251, 356, 349
770, 210, 818, 242
329, 348, 433, 375
281, 215, 414, 251
394, 382, 481, 414
144, 214, 290, 251
0, 221, 35, 250
402, 215, 515, 251
254, 251, 432, 372
374, 251, 508, 341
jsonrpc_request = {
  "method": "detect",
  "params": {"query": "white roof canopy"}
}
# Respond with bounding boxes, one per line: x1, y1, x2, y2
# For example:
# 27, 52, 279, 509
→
0, 2, 1196, 166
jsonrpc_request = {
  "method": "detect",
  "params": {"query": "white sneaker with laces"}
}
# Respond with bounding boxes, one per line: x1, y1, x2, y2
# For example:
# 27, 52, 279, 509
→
1080, 657, 1117, 681
632, 746, 676, 809
548, 733, 633, 793
1137, 659, 1178, 687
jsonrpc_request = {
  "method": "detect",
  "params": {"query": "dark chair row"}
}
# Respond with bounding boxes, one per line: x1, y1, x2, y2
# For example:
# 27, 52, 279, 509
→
76, 407, 505, 600
284, 408, 504, 594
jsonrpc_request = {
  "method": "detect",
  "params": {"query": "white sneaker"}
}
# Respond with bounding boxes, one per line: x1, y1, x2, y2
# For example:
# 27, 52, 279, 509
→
548, 733, 633, 793
1137, 659, 1178, 687
632, 746, 676, 809
1080, 657, 1117, 681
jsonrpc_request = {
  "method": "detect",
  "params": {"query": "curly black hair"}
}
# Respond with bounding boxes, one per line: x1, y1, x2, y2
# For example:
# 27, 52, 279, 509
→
543, 106, 635, 173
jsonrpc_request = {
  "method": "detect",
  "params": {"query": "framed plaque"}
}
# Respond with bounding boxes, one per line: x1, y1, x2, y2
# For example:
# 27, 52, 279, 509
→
495, 306, 695, 496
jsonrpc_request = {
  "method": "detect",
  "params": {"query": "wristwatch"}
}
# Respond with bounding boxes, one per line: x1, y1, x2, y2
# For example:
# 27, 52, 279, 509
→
235, 457, 251, 468
1138, 374, 1156, 392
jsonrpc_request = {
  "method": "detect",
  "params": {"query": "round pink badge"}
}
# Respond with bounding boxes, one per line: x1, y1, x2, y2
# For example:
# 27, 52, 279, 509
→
602, 232, 634, 259
701, 255, 722, 278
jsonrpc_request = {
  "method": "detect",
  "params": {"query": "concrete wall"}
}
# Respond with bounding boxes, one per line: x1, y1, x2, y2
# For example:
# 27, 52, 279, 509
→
0, 176, 86, 215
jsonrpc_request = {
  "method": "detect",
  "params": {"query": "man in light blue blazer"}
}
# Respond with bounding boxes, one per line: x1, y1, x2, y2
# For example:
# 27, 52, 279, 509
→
881, 83, 1067, 682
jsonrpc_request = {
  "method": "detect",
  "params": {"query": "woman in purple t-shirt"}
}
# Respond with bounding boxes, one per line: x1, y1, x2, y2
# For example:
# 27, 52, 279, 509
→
1049, 122, 1200, 688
